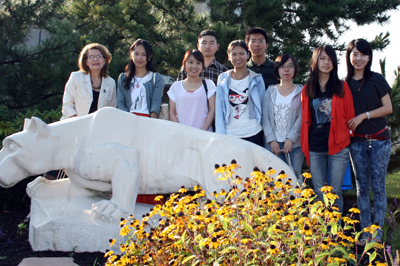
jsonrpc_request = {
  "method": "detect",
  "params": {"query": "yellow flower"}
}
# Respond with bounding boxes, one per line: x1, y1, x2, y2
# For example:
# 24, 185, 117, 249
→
325, 192, 339, 200
320, 185, 333, 193
375, 262, 388, 266
301, 187, 315, 198
109, 238, 116, 247
154, 195, 164, 202
267, 168, 277, 176
267, 244, 280, 255
209, 237, 220, 249
302, 171, 312, 179
104, 250, 114, 257
349, 207, 361, 213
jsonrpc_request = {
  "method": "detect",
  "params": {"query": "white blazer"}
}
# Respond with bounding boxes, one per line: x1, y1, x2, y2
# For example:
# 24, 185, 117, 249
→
62, 71, 117, 119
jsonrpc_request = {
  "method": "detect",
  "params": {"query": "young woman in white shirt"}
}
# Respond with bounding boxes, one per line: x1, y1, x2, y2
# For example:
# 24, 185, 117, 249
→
168, 50, 216, 131
117, 39, 164, 118
262, 54, 304, 183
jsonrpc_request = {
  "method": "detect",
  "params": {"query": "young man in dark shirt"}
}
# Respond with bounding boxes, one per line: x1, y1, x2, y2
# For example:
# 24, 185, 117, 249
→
245, 27, 278, 89
177, 29, 227, 85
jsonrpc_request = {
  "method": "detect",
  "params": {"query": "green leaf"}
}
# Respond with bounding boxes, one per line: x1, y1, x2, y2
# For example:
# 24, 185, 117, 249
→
242, 221, 254, 235
220, 246, 238, 255
207, 223, 216, 235
315, 252, 330, 263
364, 241, 377, 252
331, 223, 338, 235
369, 250, 377, 263
310, 201, 322, 215
181, 255, 196, 264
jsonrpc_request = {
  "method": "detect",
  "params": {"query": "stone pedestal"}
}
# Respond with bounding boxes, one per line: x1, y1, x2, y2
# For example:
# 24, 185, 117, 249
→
27, 177, 154, 252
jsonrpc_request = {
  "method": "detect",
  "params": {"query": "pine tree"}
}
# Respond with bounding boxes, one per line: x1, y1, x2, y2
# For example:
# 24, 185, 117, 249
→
204, 0, 400, 82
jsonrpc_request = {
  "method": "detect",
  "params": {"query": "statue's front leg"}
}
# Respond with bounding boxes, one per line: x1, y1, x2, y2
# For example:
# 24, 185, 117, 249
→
91, 148, 141, 223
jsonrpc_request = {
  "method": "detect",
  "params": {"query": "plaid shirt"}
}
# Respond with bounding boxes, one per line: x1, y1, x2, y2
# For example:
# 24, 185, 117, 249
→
177, 58, 228, 85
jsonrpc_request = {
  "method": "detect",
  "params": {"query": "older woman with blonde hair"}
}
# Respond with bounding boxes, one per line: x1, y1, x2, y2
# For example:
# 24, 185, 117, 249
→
62, 43, 117, 119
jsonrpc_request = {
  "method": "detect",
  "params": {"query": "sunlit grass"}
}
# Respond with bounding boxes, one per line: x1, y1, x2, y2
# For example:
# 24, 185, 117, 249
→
342, 169, 400, 202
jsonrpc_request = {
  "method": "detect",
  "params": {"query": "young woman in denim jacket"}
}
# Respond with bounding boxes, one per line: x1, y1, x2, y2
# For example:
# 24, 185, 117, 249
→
215, 40, 265, 146
301, 45, 355, 213
117, 39, 164, 118
262, 54, 304, 183
346, 39, 392, 244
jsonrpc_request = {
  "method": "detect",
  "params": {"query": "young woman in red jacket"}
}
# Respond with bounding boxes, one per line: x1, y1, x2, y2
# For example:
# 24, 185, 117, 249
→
301, 45, 355, 212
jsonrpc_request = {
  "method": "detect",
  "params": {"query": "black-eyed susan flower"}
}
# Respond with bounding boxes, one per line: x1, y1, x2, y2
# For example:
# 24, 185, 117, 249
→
209, 237, 220, 249
267, 244, 279, 255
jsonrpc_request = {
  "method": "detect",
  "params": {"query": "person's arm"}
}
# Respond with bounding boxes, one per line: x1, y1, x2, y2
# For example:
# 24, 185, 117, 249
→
109, 78, 117, 108
169, 99, 179, 123
149, 73, 165, 118
285, 88, 303, 153
348, 93, 392, 131
261, 89, 279, 154
62, 72, 78, 118
202, 94, 215, 131
116, 73, 129, 111
214, 74, 226, 134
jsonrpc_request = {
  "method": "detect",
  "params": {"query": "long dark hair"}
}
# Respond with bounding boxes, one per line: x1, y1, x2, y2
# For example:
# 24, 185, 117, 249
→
124, 39, 156, 90
345, 38, 372, 91
305, 45, 344, 99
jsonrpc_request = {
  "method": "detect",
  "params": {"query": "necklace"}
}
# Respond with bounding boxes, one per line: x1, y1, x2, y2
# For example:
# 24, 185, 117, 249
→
91, 78, 101, 91
135, 71, 148, 88
233, 70, 249, 80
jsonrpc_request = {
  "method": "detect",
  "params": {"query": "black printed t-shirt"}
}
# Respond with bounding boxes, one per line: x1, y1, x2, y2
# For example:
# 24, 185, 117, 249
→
308, 90, 333, 152
348, 72, 391, 142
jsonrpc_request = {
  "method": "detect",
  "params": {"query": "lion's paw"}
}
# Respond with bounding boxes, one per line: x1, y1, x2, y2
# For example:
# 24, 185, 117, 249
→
91, 200, 128, 223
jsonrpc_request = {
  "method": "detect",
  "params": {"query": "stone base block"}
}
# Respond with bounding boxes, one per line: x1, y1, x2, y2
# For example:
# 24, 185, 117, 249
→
27, 177, 154, 252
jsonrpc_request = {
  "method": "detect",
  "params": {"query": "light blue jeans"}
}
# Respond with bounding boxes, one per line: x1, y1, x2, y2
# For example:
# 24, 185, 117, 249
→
309, 147, 350, 213
350, 139, 391, 240
266, 142, 304, 184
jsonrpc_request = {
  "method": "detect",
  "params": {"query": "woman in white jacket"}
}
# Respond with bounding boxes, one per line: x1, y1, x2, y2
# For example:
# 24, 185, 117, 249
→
62, 43, 117, 119
262, 54, 304, 183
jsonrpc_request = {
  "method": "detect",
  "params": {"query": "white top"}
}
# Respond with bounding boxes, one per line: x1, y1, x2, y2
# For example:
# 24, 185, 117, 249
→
129, 72, 152, 114
274, 89, 296, 142
225, 76, 262, 138
167, 79, 216, 131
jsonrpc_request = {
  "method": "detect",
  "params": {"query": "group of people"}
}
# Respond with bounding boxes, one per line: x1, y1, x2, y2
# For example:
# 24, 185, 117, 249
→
61, 27, 392, 245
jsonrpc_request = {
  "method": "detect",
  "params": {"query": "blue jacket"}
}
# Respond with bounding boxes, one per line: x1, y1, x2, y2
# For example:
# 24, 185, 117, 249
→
117, 72, 165, 115
215, 69, 265, 134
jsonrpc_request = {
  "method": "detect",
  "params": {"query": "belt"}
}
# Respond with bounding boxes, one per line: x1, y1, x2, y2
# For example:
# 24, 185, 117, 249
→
354, 126, 388, 140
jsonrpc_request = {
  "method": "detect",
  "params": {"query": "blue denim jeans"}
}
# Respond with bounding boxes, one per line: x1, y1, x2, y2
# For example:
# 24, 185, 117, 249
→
350, 139, 391, 240
266, 142, 305, 184
309, 147, 350, 213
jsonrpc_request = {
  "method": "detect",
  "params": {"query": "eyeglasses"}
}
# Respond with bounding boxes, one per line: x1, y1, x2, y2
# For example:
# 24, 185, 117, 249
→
249, 40, 266, 44
88, 54, 104, 60
279, 64, 295, 70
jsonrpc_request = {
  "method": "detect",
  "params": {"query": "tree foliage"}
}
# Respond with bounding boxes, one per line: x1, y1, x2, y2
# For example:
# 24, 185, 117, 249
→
1, 0, 400, 116
204, 0, 400, 82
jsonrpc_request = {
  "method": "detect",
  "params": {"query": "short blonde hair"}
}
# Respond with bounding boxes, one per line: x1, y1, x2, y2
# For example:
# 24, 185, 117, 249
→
78, 43, 112, 77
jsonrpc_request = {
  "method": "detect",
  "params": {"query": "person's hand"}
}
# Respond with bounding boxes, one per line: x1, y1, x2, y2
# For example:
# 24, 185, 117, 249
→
348, 113, 367, 131
282, 139, 293, 154
270, 141, 281, 156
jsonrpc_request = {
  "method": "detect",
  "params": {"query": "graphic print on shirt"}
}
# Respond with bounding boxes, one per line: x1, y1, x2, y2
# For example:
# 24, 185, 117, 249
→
132, 85, 146, 110
229, 88, 248, 119
274, 102, 291, 135
312, 97, 332, 124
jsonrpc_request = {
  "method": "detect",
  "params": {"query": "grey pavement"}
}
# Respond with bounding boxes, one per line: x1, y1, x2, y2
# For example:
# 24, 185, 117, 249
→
18, 257, 79, 266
